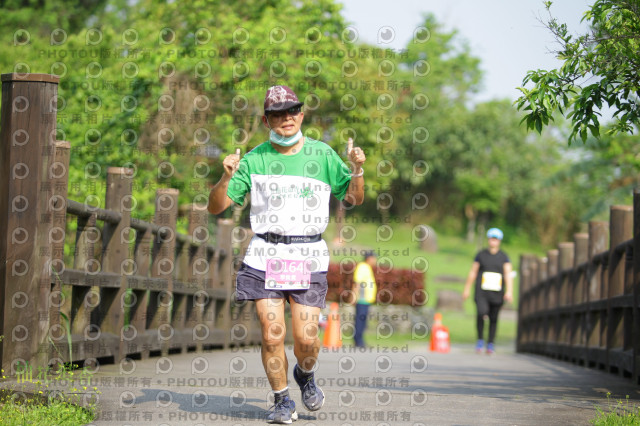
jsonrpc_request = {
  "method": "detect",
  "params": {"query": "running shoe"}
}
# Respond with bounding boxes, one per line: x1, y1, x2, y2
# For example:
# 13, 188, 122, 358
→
486, 342, 495, 355
267, 395, 298, 424
293, 364, 325, 411
475, 339, 484, 354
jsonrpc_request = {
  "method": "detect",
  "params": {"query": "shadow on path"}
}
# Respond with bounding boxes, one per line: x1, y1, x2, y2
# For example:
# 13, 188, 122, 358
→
121, 388, 318, 422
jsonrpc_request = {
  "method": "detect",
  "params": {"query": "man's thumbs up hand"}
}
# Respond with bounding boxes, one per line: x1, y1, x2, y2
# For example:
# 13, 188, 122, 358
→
347, 137, 366, 170
222, 148, 241, 178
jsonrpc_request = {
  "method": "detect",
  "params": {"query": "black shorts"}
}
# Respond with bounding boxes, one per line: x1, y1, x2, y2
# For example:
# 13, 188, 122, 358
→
235, 263, 328, 308
475, 290, 504, 313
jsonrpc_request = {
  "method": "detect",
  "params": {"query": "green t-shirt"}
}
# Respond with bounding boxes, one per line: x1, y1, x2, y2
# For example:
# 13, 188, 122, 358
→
227, 138, 352, 271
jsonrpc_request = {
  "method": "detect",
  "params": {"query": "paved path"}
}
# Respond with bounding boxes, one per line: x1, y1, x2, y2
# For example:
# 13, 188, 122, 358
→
85, 343, 640, 426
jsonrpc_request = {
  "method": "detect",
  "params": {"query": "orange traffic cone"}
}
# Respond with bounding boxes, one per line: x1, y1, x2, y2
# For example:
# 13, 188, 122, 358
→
430, 312, 450, 353
323, 302, 342, 348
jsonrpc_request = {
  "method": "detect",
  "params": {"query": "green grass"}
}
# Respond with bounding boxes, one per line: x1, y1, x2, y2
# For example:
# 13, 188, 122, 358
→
323, 221, 538, 345
425, 310, 516, 345
320, 309, 517, 348
318, 328, 428, 350
591, 394, 640, 425
0, 389, 95, 426
325, 220, 545, 302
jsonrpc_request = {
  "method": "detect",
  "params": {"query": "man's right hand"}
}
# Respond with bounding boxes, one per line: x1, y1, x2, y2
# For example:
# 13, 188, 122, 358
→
222, 148, 241, 178
208, 148, 240, 214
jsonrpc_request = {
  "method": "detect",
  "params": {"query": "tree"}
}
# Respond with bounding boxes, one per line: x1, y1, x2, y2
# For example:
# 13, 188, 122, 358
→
389, 14, 484, 218
0, 0, 396, 225
0, 0, 109, 34
548, 130, 639, 220
516, 0, 640, 143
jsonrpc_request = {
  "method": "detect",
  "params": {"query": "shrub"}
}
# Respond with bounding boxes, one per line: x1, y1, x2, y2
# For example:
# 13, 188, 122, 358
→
326, 263, 425, 306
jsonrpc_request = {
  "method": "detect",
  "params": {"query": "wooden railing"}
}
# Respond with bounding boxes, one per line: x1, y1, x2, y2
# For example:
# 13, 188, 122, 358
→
0, 73, 260, 375
517, 190, 640, 384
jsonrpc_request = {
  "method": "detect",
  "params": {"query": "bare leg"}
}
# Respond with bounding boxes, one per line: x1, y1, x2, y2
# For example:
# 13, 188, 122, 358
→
290, 299, 321, 371
255, 298, 288, 390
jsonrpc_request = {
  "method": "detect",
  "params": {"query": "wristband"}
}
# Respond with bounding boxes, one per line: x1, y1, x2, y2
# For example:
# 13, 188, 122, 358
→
351, 169, 364, 177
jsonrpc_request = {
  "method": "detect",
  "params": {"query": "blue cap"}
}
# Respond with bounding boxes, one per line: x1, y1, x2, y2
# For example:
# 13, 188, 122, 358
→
487, 228, 503, 240
363, 250, 377, 260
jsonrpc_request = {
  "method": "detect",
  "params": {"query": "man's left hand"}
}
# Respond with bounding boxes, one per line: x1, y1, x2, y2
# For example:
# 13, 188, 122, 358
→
347, 138, 366, 169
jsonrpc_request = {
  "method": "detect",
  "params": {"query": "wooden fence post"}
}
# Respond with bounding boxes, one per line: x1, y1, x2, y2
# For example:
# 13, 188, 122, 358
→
0, 73, 59, 373
536, 256, 548, 320
188, 204, 209, 352
545, 249, 558, 348
586, 221, 608, 368
557, 242, 574, 353
49, 141, 70, 364
516, 254, 529, 353
150, 189, 178, 356
609, 206, 633, 299
588, 221, 609, 301
573, 234, 589, 304
172, 210, 190, 353
528, 255, 539, 347
607, 205, 632, 373
99, 167, 133, 363
537, 257, 548, 281
633, 189, 640, 384
572, 233, 589, 362
546, 249, 559, 308
131, 218, 152, 359
216, 218, 234, 348
558, 242, 574, 307
71, 214, 98, 336
528, 258, 539, 315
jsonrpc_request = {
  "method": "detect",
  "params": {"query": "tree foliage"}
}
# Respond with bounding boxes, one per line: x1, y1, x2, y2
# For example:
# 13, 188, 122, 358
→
0, 0, 624, 245
0, 0, 109, 34
516, 0, 640, 143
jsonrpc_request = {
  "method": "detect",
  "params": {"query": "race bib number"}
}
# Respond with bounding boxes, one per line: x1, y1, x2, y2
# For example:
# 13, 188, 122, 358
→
481, 272, 502, 291
265, 258, 311, 290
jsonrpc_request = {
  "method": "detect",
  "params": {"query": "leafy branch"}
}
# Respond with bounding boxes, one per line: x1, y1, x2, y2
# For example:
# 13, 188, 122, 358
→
516, 0, 640, 143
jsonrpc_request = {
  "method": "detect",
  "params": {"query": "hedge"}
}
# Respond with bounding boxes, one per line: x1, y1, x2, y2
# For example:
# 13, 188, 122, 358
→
326, 262, 426, 306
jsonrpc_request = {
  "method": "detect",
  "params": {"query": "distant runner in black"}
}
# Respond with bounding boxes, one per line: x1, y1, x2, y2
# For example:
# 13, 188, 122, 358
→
462, 228, 513, 355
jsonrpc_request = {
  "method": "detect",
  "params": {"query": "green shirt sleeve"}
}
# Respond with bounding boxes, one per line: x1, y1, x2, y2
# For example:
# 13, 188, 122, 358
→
226, 157, 251, 205
327, 148, 352, 201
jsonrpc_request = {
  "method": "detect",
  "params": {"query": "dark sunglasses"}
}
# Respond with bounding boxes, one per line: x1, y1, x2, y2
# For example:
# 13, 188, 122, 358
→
267, 106, 302, 118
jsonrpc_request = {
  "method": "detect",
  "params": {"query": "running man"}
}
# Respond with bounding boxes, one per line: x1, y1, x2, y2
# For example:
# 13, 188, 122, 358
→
208, 85, 366, 424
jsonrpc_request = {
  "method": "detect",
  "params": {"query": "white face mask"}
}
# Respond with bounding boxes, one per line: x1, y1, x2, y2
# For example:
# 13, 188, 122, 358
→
269, 129, 303, 147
